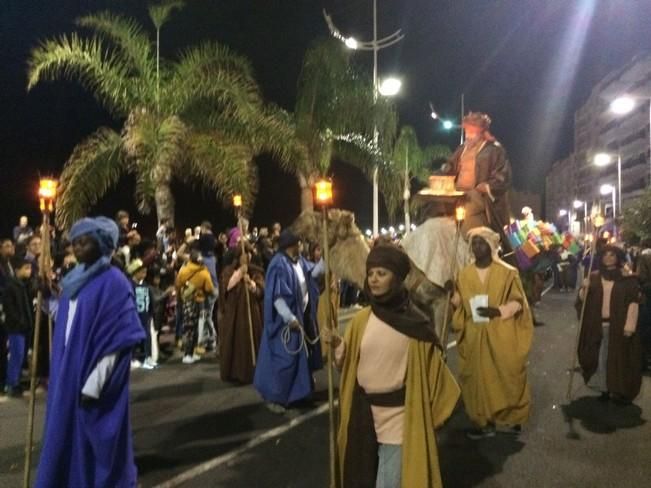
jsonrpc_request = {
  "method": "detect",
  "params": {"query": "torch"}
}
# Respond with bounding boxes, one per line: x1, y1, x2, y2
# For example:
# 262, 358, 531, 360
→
24, 178, 57, 488
233, 194, 256, 367
315, 178, 338, 488
441, 203, 465, 361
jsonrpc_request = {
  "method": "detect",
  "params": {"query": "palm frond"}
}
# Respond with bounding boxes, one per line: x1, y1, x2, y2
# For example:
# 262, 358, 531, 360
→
27, 34, 136, 116
55, 128, 126, 229
166, 42, 261, 120
148, 0, 185, 31
182, 133, 257, 211
76, 11, 155, 81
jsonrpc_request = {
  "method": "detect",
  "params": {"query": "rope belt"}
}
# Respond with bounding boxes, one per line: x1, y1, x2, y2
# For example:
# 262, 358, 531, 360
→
281, 323, 320, 357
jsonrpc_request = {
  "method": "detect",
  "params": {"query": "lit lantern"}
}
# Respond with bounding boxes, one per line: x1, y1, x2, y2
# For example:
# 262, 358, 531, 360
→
233, 194, 243, 208
455, 205, 466, 222
38, 178, 58, 212
315, 179, 333, 206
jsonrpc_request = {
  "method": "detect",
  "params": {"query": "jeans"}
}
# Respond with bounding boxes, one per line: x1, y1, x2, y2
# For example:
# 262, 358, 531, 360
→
0, 329, 7, 387
376, 444, 402, 488
6, 333, 26, 388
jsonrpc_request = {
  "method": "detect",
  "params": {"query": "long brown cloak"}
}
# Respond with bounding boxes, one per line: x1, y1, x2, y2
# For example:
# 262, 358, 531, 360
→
577, 272, 641, 400
218, 263, 264, 384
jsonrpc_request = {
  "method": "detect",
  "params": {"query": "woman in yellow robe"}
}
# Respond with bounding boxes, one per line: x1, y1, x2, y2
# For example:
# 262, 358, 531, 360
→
325, 244, 460, 487
451, 227, 533, 439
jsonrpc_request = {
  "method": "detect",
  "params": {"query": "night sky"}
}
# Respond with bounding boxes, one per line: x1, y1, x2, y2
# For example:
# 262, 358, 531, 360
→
2, 0, 651, 236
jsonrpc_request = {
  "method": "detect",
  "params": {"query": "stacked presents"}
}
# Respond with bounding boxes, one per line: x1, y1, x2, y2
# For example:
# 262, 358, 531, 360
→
506, 220, 580, 270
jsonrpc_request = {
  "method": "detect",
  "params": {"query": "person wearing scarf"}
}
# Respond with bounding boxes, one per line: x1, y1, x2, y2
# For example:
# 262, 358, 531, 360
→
35, 217, 145, 488
450, 227, 533, 439
254, 229, 324, 413
441, 112, 512, 235
326, 244, 459, 488
577, 245, 641, 404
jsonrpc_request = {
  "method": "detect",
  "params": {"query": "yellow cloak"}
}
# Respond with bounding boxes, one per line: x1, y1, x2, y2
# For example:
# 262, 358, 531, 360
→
452, 261, 533, 427
337, 307, 460, 488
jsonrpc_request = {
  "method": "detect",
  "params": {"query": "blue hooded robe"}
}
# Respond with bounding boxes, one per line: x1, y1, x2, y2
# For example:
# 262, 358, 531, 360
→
254, 253, 323, 405
35, 266, 145, 488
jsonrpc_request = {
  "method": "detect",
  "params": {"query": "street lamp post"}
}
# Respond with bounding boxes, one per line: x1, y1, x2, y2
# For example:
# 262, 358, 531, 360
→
324, 4, 404, 236
593, 152, 622, 217
573, 199, 587, 234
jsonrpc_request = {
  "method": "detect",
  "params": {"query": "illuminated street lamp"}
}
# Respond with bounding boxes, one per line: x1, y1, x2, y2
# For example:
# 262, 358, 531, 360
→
610, 96, 635, 115
593, 152, 622, 217
442, 120, 454, 130
378, 77, 402, 97
344, 36, 358, 50
609, 94, 651, 185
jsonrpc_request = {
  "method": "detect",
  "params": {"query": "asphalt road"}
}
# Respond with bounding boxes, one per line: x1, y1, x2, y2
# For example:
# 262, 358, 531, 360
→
1, 295, 650, 487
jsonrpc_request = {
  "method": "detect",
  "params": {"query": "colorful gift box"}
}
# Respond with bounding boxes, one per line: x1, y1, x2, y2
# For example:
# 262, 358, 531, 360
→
522, 239, 541, 258
507, 232, 523, 249
515, 247, 534, 270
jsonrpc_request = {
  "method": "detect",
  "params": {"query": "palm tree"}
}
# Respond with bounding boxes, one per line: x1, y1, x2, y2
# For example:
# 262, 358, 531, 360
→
27, 2, 302, 228
293, 38, 397, 212
390, 125, 450, 226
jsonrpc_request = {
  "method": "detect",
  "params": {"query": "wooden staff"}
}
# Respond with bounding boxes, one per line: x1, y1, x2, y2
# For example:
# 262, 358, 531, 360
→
24, 211, 52, 488
566, 228, 599, 401
236, 206, 256, 368
321, 205, 338, 488
441, 206, 464, 361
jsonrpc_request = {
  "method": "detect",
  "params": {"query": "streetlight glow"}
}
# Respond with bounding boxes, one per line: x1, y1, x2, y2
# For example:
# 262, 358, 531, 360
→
430, 111, 438, 120
600, 183, 615, 195
559, 209, 568, 217
442, 120, 454, 130
593, 153, 612, 167
573, 200, 584, 209
344, 36, 358, 50
378, 77, 402, 97
610, 96, 635, 115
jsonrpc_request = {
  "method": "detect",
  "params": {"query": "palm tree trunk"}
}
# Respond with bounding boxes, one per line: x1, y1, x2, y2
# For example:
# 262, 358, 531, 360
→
155, 182, 175, 227
298, 171, 314, 212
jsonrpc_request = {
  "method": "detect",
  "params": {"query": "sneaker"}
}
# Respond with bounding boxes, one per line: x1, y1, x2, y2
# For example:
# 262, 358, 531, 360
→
466, 425, 496, 440
192, 354, 201, 362
496, 424, 522, 435
130, 360, 142, 370
182, 355, 196, 364
141, 362, 156, 370
265, 402, 287, 414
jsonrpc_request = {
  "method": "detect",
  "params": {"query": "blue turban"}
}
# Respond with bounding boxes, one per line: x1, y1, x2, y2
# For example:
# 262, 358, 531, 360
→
69, 217, 119, 256
62, 217, 119, 298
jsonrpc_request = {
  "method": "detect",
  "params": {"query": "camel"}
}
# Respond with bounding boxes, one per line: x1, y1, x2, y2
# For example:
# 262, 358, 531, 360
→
290, 209, 471, 338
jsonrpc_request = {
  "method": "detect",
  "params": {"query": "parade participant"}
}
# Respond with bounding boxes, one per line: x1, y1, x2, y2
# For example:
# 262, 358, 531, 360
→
2, 257, 34, 397
35, 217, 145, 488
442, 112, 512, 234
577, 245, 641, 404
0, 238, 15, 393
254, 229, 323, 413
324, 244, 459, 488
175, 250, 214, 364
451, 227, 533, 439
218, 243, 264, 384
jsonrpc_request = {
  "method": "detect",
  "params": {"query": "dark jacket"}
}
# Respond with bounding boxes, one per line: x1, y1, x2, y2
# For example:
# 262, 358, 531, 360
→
442, 140, 512, 226
2, 276, 34, 334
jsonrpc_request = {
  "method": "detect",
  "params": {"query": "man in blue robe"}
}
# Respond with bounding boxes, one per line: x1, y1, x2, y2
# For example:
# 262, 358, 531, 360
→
254, 230, 324, 412
35, 217, 145, 488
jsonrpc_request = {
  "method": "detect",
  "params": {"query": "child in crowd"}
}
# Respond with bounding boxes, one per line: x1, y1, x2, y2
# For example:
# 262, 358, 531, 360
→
2, 257, 34, 397
127, 259, 157, 370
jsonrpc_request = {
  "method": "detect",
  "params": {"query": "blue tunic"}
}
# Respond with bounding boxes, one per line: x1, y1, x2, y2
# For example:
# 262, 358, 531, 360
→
254, 253, 323, 405
36, 267, 145, 488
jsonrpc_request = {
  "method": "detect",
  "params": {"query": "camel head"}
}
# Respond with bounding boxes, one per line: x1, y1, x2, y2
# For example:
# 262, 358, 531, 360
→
291, 209, 369, 288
